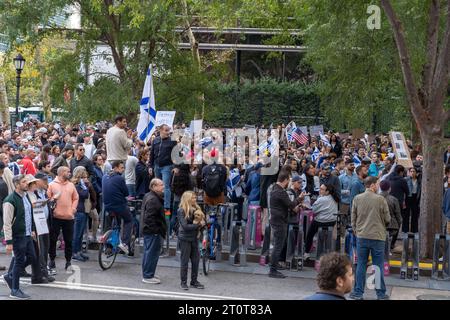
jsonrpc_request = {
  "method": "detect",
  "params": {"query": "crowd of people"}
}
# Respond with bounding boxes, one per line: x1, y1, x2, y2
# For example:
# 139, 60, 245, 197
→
0, 114, 448, 300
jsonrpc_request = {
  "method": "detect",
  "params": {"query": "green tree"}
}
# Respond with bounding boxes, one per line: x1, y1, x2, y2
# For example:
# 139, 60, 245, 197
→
302, 0, 450, 257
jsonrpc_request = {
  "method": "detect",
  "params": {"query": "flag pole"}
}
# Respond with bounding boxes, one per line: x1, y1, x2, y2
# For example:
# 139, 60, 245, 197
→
146, 65, 152, 144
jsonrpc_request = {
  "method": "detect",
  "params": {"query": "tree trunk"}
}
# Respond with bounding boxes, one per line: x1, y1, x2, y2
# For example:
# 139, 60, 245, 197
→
42, 74, 52, 121
181, 0, 205, 119
0, 73, 9, 125
419, 131, 445, 258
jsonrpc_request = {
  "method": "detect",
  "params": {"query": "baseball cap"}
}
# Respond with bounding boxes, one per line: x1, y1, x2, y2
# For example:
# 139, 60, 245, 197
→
35, 172, 48, 181
24, 174, 39, 184
291, 175, 302, 183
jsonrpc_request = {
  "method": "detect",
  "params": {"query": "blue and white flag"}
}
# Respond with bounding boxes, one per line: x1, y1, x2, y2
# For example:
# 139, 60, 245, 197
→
198, 136, 213, 148
311, 147, 320, 162
136, 66, 157, 143
285, 121, 296, 142
258, 136, 278, 157
320, 133, 331, 147
353, 154, 362, 167
227, 168, 241, 197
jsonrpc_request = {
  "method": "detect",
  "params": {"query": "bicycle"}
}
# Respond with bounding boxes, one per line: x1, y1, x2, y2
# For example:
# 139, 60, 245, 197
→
201, 204, 223, 276
98, 200, 141, 270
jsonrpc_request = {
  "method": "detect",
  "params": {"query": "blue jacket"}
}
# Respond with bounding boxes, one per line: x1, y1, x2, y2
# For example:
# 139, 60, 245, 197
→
102, 172, 129, 213
304, 292, 346, 300
245, 171, 261, 202
368, 162, 384, 177
444, 188, 450, 220
75, 183, 90, 213
339, 172, 357, 205
93, 165, 104, 194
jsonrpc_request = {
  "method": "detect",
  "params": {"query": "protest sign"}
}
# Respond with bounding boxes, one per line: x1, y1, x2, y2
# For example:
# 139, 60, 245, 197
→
155, 111, 176, 128
389, 131, 413, 168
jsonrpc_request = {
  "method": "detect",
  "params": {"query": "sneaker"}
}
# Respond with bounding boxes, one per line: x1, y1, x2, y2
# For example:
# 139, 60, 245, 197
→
268, 270, 287, 279
0, 266, 6, 271
65, 262, 73, 273
349, 293, 364, 300
190, 281, 205, 289
48, 267, 57, 276
142, 277, 161, 284
31, 277, 49, 285
48, 260, 56, 270
46, 276, 55, 283
72, 254, 87, 262
79, 252, 90, 260
377, 294, 390, 300
3, 274, 12, 290
275, 263, 285, 271
118, 243, 129, 255
439, 256, 444, 262
9, 289, 31, 300
303, 253, 311, 260
180, 282, 189, 290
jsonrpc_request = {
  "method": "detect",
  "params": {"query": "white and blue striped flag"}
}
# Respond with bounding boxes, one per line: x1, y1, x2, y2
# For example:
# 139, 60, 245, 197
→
353, 154, 362, 167
320, 133, 331, 147
311, 147, 320, 162
198, 136, 213, 148
227, 168, 241, 197
137, 66, 157, 143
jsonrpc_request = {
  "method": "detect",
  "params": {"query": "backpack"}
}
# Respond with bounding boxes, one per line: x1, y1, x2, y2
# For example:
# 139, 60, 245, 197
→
203, 165, 223, 197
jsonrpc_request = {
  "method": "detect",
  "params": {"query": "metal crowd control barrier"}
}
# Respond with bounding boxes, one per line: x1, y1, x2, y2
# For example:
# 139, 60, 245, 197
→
245, 205, 262, 250
299, 210, 314, 242
432, 234, 450, 280
220, 203, 238, 247
229, 221, 247, 266
384, 234, 391, 276
285, 223, 304, 271
345, 228, 358, 266
314, 226, 334, 271
400, 232, 420, 280
259, 223, 271, 266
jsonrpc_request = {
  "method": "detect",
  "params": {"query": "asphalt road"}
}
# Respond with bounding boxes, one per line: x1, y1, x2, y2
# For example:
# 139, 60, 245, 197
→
0, 250, 449, 300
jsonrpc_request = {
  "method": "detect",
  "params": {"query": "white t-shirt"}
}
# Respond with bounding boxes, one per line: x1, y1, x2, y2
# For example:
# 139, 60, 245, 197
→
125, 156, 138, 185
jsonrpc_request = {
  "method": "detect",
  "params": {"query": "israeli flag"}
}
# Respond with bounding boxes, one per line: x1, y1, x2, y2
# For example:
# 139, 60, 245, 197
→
311, 147, 320, 162
258, 137, 277, 157
320, 133, 331, 147
227, 168, 241, 197
353, 154, 362, 167
198, 136, 213, 148
136, 66, 157, 143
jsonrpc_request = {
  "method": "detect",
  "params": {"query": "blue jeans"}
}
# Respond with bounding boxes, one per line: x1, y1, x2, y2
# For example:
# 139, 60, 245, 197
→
72, 212, 88, 254
154, 164, 173, 210
142, 234, 161, 279
352, 238, 387, 298
7, 236, 41, 291
127, 184, 136, 197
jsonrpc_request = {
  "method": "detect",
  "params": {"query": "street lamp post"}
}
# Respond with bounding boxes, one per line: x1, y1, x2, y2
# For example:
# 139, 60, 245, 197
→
13, 54, 25, 129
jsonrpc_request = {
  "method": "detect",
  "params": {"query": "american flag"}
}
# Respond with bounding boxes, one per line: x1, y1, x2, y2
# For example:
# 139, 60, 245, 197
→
292, 127, 308, 145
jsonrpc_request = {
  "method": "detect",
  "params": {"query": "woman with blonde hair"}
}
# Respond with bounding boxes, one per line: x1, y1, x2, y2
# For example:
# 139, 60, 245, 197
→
71, 166, 91, 262
178, 191, 205, 290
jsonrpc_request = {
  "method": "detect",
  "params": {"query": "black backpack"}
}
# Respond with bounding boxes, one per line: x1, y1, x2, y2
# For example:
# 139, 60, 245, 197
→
203, 165, 223, 197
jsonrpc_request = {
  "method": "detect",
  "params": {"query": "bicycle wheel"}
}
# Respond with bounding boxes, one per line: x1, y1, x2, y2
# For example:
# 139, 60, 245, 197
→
98, 230, 118, 270
128, 222, 138, 257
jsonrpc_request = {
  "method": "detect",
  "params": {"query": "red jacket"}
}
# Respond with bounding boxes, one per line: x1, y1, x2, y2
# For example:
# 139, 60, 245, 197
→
21, 157, 37, 176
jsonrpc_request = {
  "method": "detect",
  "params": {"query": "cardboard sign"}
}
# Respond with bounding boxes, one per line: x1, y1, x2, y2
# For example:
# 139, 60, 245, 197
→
389, 131, 413, 168
155, 111, 176, 128
189, 119, 203, 136
352, 128, 364, 140
33, 206, 49, 236
309, 125, 324, 137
